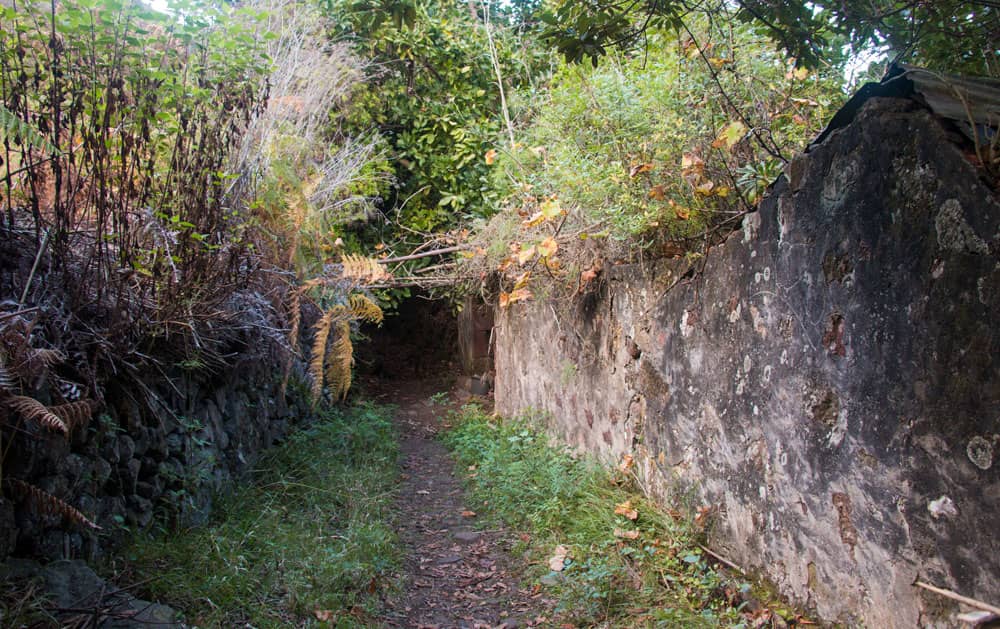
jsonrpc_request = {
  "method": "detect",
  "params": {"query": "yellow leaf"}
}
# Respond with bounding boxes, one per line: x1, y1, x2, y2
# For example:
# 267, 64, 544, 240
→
708, 56, 728, 68
485, 148, 497, 165
538, 237, 558, 258
674, 205, 691, 220
517, 246, 536, 265
712, 120, 748, 151
715, 186, 730, 198
522, 211, 545, 228
615, 501, 639, 520
695, 180, 715, 195
540, 198, 563, 219
513, 271, 531, 290
793, 66, 809, 81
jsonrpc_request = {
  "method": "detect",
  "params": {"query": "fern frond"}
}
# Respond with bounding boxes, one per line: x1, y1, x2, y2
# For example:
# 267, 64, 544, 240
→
49, 400, 92, 433
7, 395, 68, 436
348, 293, 383, 324
326, 320, 353, 401
309, 309, 335, 406
22, 348, 65, 380
341, 253, 390, 284
4, 478, 100, 530
0, 104, 60, 154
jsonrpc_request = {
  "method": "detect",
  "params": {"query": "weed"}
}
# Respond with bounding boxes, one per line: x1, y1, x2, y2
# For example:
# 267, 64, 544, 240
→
444, 405, 761, 628
117, 403, 400, 628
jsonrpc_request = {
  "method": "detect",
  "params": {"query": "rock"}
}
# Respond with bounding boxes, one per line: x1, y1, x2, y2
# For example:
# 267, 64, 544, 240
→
0, 559, 182, 628
116, 436, 135, 463
0, 498, 18, 558
453, 530, 482, 544
93, 458, 113, 487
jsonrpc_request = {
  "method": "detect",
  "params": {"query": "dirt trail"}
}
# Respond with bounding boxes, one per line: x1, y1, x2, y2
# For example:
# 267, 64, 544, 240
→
374, 380, 555, 629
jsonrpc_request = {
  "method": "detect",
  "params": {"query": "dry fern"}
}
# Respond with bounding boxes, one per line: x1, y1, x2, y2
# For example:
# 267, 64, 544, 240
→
7, 395, 68, 436
348, 293, 383, 324
341, 253, 390, 284
4, 478, 100, 530
49, 400, 92, 433
309, 308, 336, 405
326, 320, 353, 401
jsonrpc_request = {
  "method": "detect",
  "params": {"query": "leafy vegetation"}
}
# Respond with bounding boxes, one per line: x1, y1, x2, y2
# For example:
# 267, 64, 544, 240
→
444, 405, 800, 627
328, 0, 550, 241
541, 0, 999, 76
116, 403, 400, 627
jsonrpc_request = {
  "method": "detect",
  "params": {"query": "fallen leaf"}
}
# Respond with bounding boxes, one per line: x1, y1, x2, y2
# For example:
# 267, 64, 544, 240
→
517, 246, 536, 265
462, 510, 477, 518
647, 184, 666, 200
314, 609, 335, 621
629, 162, 654, 178
614, 528, 641, 540
485, 148, 497, 165
695, 180, 715, 195
548, 545, 569, 571
615, 500, 639, 520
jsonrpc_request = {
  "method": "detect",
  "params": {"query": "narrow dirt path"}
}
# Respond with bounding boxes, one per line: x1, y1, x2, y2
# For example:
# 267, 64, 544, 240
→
374, 380, 556, 629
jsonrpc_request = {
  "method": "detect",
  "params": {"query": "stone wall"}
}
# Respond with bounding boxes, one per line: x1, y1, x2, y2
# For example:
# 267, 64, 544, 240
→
493, 97, 1000, 626
0, 357, 311, 562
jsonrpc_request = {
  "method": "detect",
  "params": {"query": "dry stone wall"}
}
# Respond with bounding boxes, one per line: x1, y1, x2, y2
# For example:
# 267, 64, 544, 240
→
494, 97, 1000, 626
0, 359, 311, 562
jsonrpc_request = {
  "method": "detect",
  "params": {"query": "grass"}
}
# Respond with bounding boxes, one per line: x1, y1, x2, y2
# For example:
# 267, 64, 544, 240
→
444, 404, 776, 628
116, 402, 400, 628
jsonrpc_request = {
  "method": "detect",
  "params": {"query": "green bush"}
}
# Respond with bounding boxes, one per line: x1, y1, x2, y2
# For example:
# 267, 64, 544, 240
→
490, 25, 843, 242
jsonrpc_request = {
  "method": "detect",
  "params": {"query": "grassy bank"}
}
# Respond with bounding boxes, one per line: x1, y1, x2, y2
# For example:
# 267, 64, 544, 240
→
444, 405, 791, 628
118, 402, 399, 628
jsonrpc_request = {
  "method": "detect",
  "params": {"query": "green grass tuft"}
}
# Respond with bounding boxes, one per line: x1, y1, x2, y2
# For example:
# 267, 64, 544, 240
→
443, 404, 758, 628
120, 402, 400, 628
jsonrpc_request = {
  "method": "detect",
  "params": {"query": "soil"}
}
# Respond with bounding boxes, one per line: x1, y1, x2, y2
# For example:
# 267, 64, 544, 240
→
373, 379, 556, 629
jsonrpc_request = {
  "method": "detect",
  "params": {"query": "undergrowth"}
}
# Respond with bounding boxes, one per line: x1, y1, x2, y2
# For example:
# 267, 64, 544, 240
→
444, 405, 789, 628
115, 403, 399, 628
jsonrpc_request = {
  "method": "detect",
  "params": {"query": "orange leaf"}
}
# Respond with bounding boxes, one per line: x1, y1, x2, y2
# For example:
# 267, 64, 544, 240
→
615, 500, 639, 520
462, 510, 477, 518
618, 453, 635, 472
629, 162, 654, 178
508, 288, 532, 304
648, 184, 666, 200
499, 292, 511, 308
522, 211, 546, 228
485, 148, 497, 165
537, 237, 558, 258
